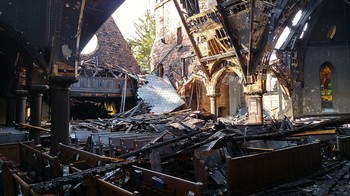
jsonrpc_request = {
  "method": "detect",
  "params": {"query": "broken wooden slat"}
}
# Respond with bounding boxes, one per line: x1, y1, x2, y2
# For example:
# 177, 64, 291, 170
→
290, 129, 336, 136
19, 123, 50, 133
118, 129, 202, 159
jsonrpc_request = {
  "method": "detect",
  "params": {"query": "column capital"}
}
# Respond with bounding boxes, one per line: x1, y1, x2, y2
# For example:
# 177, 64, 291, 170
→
49, 76, 77, 88
15, 89, 29, 95
207, 94, 220, 98
30, 85, 49, 93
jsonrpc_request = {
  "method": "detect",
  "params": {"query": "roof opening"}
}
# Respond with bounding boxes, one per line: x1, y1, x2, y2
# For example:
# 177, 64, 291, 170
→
81, 35, 98, 55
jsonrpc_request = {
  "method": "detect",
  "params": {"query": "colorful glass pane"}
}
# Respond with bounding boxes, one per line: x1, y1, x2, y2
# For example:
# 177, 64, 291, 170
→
320, 65, 333, 109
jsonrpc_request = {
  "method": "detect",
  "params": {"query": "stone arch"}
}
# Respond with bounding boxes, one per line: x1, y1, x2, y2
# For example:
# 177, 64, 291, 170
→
210, 59, 243, 95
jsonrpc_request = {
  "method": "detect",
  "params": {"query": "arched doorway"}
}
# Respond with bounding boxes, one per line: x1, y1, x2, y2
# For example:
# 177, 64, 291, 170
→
319, 63, 333, 111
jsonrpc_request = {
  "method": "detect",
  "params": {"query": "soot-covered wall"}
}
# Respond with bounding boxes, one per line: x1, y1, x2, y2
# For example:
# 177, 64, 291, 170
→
302, 0, 350, 115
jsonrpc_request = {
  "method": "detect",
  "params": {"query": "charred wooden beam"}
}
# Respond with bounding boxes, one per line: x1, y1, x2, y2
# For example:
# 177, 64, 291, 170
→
118, 123, 201, 159
29, 162, 125, 194
217, 4, 248, 78
247, 0, 255, 78
165, 116, 350, 159
172, 0, 210, 78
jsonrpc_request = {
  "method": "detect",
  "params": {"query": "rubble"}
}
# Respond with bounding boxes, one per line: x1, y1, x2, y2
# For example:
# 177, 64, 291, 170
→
4, 73, 350, 195
3, 112, 350, 195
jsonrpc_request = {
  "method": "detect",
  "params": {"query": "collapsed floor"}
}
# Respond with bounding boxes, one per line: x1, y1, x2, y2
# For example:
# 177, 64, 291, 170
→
2, 108, 350, 195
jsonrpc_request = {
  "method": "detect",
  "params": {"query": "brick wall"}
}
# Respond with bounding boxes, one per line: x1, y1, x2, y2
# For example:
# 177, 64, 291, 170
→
80, 17, 140, 73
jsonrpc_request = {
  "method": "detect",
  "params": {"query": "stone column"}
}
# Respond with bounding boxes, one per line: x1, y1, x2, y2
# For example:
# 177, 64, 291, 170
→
29, 85, 48, 144
209, 96, 217, 117
244, 72, 266, 125
206, 82, 219, 120
49, 77, 76, 155
6, 95, 16, 126
15, 90, 28, 125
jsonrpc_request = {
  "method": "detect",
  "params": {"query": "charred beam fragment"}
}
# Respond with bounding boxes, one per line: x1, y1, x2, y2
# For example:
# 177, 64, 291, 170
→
29, 162, 125, 194
247, 0, 255, 77
166, 115, 350, 159
217, 3, 248, 78
173, 0, 210, 78
119, 123, 201, 159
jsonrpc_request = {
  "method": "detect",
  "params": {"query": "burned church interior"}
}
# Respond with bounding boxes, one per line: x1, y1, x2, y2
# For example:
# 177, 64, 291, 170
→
0, 0, 350, 195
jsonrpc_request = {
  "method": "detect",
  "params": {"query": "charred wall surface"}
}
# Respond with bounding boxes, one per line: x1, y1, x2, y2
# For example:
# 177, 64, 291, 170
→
302, 0, 350, 115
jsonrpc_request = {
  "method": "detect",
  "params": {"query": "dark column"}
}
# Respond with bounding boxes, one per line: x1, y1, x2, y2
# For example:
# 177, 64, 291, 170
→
29, 85, 48, 144
49, 77, 76, 155
6, 95, 16, 126
15, 90, 28, 125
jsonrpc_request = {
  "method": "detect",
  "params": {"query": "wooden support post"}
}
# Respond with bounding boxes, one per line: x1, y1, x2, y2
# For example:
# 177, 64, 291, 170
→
120, 74, 127, 113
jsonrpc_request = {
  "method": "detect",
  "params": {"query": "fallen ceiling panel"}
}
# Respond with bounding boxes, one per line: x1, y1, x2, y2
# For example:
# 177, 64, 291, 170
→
137, 74, 185, 114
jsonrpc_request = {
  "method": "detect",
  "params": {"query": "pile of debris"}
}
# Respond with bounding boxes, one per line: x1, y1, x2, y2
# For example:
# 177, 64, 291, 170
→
64, 109, 350, 195
6, 73, 350, 195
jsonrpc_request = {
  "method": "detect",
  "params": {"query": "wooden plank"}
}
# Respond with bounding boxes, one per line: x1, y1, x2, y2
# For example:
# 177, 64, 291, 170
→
290, 129, 336, 136
19, 123, 50, 133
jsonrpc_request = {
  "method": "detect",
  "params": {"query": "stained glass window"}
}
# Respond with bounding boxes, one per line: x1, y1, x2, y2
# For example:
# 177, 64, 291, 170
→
320, 64, 333, 110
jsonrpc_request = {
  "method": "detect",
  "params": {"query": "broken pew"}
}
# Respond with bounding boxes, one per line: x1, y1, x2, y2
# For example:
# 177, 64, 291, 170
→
226, 142, 322, 195
58, 143, 106, 171
2, 161, 41, 196
19, 143, 62, 179
73, 130, 93, 148
83, 176, 140, 196
337, 135, 350, 159
2, 143, 62, 196
124, 165, 204, 195
69, 166, 140, 196
0, 140, 34, 163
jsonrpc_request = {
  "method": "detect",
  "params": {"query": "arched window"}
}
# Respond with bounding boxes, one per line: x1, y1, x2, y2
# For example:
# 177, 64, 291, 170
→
319, 64, 333, 110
